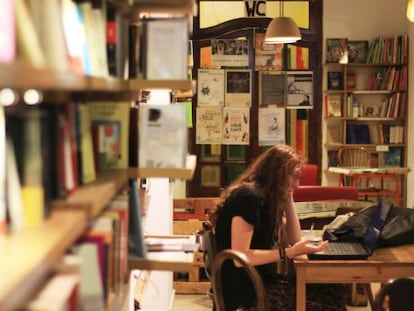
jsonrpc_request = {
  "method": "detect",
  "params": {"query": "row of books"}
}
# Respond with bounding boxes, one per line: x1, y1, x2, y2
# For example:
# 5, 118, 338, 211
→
346, 123, 404, 145
23, 191, 132, 311
367, 66, 408, 91
325, 36, 408, 64
1, 101, 131, 234
345, 93, 406, 119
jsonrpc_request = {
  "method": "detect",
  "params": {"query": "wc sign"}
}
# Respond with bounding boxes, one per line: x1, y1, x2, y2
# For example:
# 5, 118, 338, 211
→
244, 0, 266, 17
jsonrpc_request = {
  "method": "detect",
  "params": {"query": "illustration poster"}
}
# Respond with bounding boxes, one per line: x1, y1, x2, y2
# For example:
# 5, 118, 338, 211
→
211, 39, 249, 67
197, 69, 225, 106
258, 107, 286, 146
222, 107, 250, 145
196, 106, 223, 144
286, 71, 313, 109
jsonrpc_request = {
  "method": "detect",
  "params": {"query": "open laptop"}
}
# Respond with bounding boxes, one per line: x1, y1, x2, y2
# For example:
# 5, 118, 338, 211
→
308, 200, 392, 260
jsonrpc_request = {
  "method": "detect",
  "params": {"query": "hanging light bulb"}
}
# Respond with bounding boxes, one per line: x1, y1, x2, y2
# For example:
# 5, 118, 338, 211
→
264, 1, 301, 44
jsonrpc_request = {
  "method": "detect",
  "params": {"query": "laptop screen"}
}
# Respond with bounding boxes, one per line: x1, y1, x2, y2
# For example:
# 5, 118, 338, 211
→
363, 200, 391, 250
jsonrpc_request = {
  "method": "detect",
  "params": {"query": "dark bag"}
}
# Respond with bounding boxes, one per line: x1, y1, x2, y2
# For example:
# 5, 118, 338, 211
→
323, 204, 414, 247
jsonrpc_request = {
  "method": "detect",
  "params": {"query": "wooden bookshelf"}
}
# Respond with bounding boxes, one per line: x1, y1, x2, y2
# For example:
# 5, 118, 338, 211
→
0, 209, 87, 310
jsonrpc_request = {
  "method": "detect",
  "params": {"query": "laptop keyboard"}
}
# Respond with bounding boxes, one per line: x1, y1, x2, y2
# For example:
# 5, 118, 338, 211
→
326, 242, 368, 255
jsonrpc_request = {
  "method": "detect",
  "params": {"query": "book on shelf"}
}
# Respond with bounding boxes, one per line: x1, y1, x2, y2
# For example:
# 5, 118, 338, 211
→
0, 107, 5, 235
327, 71, 343, 90
27, 0, 69, 72
142, 18, 189, 80
347, 40, 368, 63
326, 38, 348, 63
0, 0, 15, 63
383, 148, 402, 167
71, 239, 106, 310
75, 104, 96, 184
78, 1, 108, 77
15, 0, 46, 68
5, 138, 24, 233
129, 178, 147, 258
90, 102, 130, 170
7, 110, 45, 229
25, 271, 80, 311
346, 71, 357, 90
326, 94, 342, 117
138, 104, 188, 169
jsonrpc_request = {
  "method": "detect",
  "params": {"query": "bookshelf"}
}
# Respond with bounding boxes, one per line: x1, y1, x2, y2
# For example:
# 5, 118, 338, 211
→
0, 0, 196, 310
324, 36, 409, 206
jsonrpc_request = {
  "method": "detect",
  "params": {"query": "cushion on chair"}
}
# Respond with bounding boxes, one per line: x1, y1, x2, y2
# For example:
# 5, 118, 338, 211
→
299, 164, 319, 185
293, 186, 359, 202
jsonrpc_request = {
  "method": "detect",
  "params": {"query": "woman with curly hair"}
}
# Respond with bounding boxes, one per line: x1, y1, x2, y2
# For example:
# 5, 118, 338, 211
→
211, 145, 348, 310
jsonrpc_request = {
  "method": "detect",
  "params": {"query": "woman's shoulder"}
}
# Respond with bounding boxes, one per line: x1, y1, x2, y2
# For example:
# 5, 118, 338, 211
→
229, 184, 263, 204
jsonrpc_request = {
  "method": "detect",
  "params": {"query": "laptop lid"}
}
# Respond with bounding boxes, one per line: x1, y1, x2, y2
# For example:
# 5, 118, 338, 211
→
363, 199, 392, 251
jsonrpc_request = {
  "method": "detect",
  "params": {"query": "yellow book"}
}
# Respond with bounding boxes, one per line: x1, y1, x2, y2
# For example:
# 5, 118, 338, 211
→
21, 186, 44, 229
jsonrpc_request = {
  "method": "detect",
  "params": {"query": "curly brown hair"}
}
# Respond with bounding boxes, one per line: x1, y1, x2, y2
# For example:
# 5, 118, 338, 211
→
210, 145, 305, 232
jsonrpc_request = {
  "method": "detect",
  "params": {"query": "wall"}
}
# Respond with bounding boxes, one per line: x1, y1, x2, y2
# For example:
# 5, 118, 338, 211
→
322, 0, 414, 208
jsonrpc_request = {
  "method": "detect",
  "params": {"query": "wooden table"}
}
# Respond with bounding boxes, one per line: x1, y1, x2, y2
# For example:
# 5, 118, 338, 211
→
294, 243, 414, 311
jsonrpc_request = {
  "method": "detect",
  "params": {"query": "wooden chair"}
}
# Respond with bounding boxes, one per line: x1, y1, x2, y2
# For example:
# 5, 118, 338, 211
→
337, 147, 400, 206
372, 277, 414, 311
211, 249, 269, 311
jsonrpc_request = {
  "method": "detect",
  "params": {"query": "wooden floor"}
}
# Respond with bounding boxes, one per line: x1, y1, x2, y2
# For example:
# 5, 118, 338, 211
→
172, 284, 380, 311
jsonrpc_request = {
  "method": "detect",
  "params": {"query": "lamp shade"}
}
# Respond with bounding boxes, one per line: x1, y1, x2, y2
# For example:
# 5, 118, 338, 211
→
407, 0, 414, 22
264, 16, 301, 44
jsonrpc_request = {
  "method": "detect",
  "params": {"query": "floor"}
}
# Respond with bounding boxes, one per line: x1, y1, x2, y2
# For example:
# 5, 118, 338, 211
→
172, 284, 379, 311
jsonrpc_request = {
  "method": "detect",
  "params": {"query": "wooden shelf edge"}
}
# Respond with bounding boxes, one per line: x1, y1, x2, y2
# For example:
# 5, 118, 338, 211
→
52, 170, 129, 218
130, 155, 196, 180
127, 254, 195, 272
130, 0, 194, 14
0, 210, 88, 311
129, 79, 193, 91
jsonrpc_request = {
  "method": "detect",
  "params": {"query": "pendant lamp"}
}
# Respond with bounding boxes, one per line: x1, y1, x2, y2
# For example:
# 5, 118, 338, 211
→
264, 1, 301, 44
407, 0, 414, 22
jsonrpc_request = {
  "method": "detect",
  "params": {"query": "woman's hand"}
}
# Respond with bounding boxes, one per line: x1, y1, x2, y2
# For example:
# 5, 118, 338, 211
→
285, 238, 329, 258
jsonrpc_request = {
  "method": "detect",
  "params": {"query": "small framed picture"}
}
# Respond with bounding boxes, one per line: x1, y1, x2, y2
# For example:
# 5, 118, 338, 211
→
347, 40, 369, 63
327, 72, 344, 90
326, 94, 342, 117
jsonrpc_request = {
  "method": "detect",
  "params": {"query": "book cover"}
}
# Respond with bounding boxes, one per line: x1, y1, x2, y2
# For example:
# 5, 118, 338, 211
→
197, 69, 225, 106
348, 40, 368, 63
61, 0, 85, 74
258, 107, 286, 146
326, 38, 348, 63
326, 94, 342, 117
384, 148, 402, 167
25, 272, 80, 311
222, 107, 250, 145
6, 138, 24, 232
143, 18, 188, 80
195, 106, 222, 144
15, 0, 46, 68
0, 107, 5, 235
224, 69, 252, 107
0, 0, 15, 63
138, 104, 188, 169
27, 0, 69, 71
7, 110, 45, 229
129, 178, 147, 258
75, 104, 96, 184
90, 102, 130, 170
71, 240, 105, 310
286, 71, 313, 109
327, 72, 344, 90
254, 32, 283, 71
258, 71, 286, 107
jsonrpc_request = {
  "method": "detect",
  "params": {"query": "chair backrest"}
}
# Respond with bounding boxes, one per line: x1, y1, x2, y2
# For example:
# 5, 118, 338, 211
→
211, 249, 269, 311
338, 147, 371, 168
373, 277, 414, 311
300, 164, 319, 185
200, 221, 218, 280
